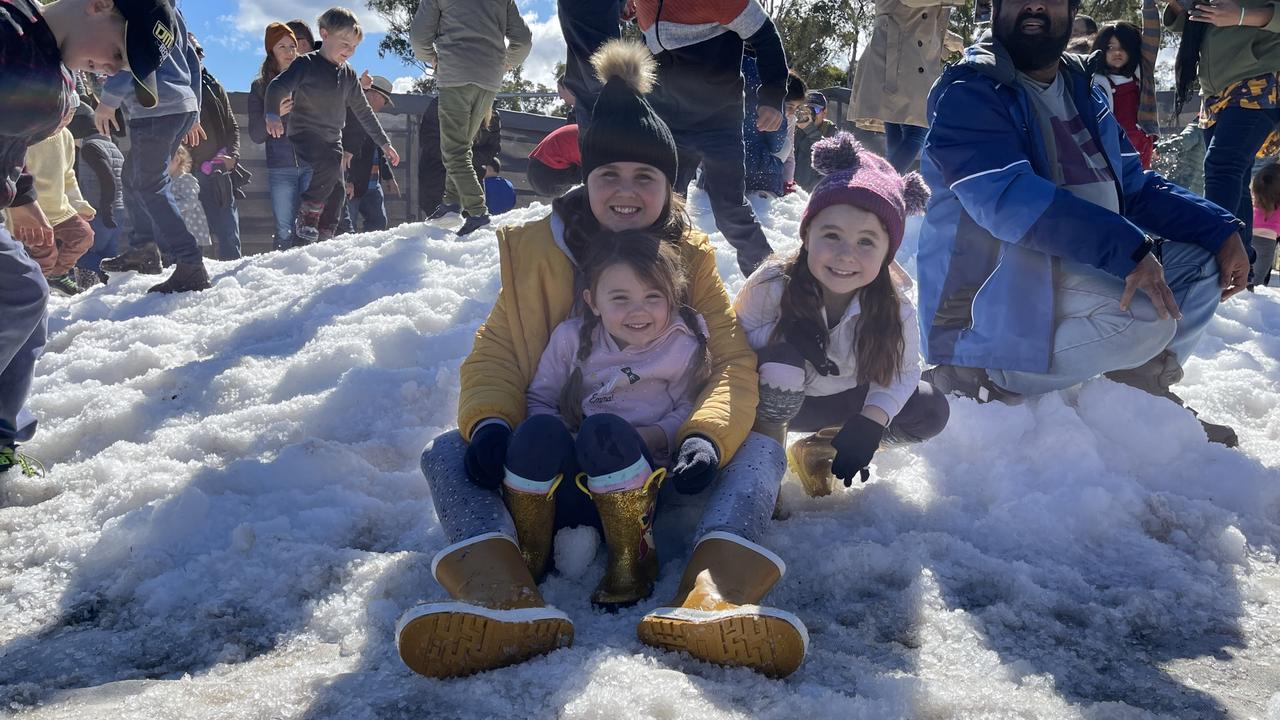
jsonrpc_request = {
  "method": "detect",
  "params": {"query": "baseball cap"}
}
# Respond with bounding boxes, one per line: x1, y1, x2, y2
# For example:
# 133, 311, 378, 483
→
116, 0, 179, 109
368, 75, 396, 106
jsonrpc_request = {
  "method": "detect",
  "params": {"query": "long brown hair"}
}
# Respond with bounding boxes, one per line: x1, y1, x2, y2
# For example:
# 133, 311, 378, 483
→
770, 233, 905, 388
1252, 162, 1280, 214
558, 229, 710, 428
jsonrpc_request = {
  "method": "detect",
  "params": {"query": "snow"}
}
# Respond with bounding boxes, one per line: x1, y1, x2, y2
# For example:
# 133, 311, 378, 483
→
3, 190, 1280, 719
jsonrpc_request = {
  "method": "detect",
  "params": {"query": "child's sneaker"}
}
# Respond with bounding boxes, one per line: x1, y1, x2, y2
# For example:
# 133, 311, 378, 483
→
73, 267, 105, 290
47, 273, 82, 296
100, 243, 162, 274
0, 445, 45, 477
456, 214, 490, 237
294, 201, 324, 245
428, 202, 461, 220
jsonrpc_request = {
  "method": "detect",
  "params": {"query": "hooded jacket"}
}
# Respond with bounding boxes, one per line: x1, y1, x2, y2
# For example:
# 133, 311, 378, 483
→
100, 6, 201, 119
918, 39, 1240, 374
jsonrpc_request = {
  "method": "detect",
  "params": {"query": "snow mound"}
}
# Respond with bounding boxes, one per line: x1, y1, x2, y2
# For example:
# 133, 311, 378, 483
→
2, 191, 1279, 719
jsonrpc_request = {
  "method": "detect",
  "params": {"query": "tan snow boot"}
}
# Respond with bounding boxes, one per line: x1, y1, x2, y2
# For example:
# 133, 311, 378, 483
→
502, 474, 562, 582
786, 426, 840, 497
636, 531, 808, 678
579, 467, 666, 610
395, 533, 574, 678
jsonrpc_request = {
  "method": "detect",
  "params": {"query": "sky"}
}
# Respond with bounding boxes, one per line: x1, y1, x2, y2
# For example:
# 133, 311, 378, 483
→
181, 0, 564, 93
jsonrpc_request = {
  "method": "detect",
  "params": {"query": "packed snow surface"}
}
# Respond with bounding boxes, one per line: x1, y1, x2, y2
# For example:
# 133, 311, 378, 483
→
2, 192, 1280, 720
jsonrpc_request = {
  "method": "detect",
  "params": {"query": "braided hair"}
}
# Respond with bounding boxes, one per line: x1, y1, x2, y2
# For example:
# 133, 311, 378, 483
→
557, 229, 711, 428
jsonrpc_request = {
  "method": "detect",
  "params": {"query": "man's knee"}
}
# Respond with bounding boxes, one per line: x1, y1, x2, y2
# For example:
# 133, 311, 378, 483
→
421, 429, 466, 475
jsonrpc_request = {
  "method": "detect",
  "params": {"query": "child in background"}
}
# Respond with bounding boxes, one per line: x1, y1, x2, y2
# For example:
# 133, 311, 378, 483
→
526, 123, 581, 197
11, 124, 96, 296
265, 8, 400, 244
169, 146, 212, 251
1091, 0, 1160, 168
69, 99, 126, 289
733, 134, 949, 496
794, 91, 838, 191
1251, 162, 1280, 289
501, 229, 709, 610
777, 72, 808, 195
482, 157, 516, 216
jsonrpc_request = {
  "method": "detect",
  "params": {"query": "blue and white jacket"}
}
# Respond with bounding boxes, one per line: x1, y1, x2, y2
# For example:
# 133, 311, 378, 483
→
917, 40, 1240, 374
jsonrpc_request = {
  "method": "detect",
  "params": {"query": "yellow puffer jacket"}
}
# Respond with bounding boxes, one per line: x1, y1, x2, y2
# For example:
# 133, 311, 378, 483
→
458, 214, 759, 464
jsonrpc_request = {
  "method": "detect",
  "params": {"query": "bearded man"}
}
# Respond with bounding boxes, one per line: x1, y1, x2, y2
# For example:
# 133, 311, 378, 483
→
915, 0, 1251, 445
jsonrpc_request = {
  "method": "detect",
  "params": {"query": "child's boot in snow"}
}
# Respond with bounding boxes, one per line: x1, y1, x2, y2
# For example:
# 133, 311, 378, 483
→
502, 472, 562, 582
293, 201, 324, 245
579, 459, 665, 610
395, 533, 573, 678
99, 242, 162, 274
786, 426, 840, 497
147, 261, 211, 294
636, 531, 808, 678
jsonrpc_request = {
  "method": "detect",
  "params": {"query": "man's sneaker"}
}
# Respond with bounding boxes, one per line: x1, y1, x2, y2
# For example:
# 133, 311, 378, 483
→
0, 445, 44, 477
1105, 353, 1238, 447
456, 214, 491, 237
73, 266, 106, 291
147, 262, 211, 294
100, 244, 162, 274
923, 364, 1022, 404
47, 273, 82, 296
428, 203, 461, 220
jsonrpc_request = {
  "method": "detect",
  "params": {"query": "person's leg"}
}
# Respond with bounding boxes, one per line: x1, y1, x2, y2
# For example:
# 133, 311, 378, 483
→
503, 414, 578, 579
130, 113, 204, 265
361, 182, 388, 231
76, 216, 119, 272
883, 122, 929, 173
267, 167, 298, 250
557, 0, 624, 132
438, 85, 495, 218
696, 125, 774, 275
1252, 234, 1277, 287
49, 216, 95, 277
294, 139, 343, 242
988, 260, 1178, 396
1202, 107, 1279, 267
196, 171, 242, 260
317, 176, 347, 240
1159, 240, 1223, 363
421, 430, 518, 543
0, 226, 49, 447
672, 140, 704, 198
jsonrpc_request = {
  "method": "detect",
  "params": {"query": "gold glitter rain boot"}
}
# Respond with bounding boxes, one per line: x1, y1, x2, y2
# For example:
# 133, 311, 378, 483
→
577, 459, 666, 611
786, 426, 841, 497
502, 473, 562, 582
636, 531, 808, 678
395, 533, 574, 678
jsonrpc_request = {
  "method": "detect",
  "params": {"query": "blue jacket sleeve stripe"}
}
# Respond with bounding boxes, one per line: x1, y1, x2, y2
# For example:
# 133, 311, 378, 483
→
948, 160, 1032, 191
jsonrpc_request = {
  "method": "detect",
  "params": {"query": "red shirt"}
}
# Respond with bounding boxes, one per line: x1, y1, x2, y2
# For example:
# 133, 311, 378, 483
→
529, 124, 580, 170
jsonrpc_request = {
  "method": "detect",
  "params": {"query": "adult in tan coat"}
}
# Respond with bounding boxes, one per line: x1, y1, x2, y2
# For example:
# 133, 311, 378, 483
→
395, 41, 808, 681
850, 0, 967, 172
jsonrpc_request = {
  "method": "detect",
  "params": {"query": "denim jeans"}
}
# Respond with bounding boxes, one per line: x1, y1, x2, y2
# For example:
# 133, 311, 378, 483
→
267, 165, 313, 249
0, 225, 48, 445
988, 241, 1221, 395
884, 122, 929, 174
673, 123, 773, 276
340, 183, 388, 234
122, 112, 202, 265
558, 0, 624, 133
196, 171, 242, 260
75, 216, 121, 274
1202, 105, 1280, 272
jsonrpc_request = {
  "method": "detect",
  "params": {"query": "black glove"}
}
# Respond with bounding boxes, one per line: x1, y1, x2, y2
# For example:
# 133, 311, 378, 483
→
781, 317, 839, 376
830, 414, 885, 486
669, 435, 720, 494
463, 423, 511, 489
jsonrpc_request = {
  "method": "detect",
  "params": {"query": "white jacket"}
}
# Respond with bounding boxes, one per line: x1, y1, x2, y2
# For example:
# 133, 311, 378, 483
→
733, 261, 922, 420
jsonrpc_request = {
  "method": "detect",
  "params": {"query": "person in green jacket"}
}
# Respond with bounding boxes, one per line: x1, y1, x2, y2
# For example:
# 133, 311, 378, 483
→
1168, 0, 1280, 286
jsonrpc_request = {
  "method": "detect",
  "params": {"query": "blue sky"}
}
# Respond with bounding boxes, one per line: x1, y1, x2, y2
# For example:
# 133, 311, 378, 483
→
181, 0, 562, 93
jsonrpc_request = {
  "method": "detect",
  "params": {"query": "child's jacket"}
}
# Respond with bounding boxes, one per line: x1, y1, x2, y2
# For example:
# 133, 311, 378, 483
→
265, 53, 390, 148
23, 128, 92, 226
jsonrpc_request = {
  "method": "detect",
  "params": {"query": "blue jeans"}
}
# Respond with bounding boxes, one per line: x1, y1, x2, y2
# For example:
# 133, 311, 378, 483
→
0, 225, 48, 445
267, 165, 313, 250
1202, 105, 1280, 273
340, 183, 388, 234
122, 112, 202, 265
75, 216, 121, 274
673, 123, 773, 275
196, 171, 242, 260
989, 242, 1221, 395
884, 122, 929, 174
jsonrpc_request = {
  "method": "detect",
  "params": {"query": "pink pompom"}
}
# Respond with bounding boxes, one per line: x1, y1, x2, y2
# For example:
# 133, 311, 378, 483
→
811, 132, 862, 176
902, 172, 931, 215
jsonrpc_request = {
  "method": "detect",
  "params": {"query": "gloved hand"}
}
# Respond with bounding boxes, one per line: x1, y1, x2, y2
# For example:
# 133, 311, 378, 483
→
463, 422, 511, 489
781, 317, 839, 376
830, 414, 885, 486
669, 435, 720, 494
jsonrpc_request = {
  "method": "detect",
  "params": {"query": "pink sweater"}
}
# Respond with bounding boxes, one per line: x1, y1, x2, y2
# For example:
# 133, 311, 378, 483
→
526, 313, 705, 464
1254, 206, 1280, 239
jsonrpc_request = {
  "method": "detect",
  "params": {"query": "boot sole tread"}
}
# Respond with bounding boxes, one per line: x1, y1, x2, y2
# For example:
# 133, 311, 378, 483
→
397, 610, 572, 678
637, 612, 805, 678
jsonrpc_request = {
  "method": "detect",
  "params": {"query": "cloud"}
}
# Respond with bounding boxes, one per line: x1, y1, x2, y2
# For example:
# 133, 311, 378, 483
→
392, 75, 422, 93
519, 10, 566, 89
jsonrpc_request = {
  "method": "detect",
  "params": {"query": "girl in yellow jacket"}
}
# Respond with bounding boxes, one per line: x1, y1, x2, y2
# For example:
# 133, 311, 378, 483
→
396, 40, 809, 682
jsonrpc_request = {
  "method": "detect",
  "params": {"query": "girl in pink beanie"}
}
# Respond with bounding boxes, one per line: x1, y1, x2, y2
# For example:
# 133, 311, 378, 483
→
733, 132, 950, 497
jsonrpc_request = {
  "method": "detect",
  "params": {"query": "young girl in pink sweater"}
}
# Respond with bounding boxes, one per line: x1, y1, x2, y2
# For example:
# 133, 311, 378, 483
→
1251, 162, 1280, 288
501, 228, 709, 610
